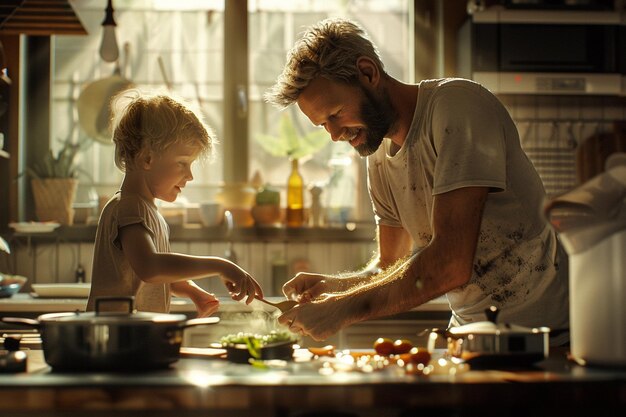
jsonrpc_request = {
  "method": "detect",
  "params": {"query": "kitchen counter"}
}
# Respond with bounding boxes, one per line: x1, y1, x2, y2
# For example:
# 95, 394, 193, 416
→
0, 348, 623, 416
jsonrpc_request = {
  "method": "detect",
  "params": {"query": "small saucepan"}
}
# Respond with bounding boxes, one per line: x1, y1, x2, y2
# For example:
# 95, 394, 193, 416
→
2, 297, 219, 372
428, 306, 550, 369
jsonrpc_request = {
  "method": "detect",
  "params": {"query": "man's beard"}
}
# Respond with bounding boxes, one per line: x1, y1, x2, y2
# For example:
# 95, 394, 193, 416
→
352, 86, 396, 157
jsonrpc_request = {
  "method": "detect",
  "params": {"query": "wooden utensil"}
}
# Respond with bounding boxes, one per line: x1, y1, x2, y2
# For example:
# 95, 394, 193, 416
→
257, 298, 297, 313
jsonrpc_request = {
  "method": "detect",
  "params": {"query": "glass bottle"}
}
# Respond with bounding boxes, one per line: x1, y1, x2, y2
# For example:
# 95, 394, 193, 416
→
286, 158, 304, 227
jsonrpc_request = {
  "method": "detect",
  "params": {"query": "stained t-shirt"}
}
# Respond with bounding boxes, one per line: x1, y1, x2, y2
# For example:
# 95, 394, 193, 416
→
367, 78, 569, 344
86, 191, 171, 313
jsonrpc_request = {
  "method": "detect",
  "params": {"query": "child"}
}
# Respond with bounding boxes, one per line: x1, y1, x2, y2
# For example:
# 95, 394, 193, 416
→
86, 89, 263, 316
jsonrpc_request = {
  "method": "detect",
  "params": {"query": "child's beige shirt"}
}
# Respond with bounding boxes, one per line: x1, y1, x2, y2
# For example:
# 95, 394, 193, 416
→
87, 191, 171, 313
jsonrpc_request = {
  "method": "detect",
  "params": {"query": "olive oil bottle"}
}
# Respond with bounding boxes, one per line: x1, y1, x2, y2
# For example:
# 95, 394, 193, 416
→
286, 158, 304, 227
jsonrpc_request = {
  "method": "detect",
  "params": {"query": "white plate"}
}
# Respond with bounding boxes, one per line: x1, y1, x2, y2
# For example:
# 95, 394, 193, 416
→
31, 283, 91, 298
9, 222, 61, 233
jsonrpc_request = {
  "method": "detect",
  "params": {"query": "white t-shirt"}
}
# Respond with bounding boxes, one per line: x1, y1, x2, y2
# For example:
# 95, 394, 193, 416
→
367, 78, 569, 343
87, 191, 171, 313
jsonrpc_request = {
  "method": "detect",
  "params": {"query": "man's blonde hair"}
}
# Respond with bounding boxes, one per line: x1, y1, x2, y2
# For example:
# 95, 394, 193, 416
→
264, 18, 385, 108
110, 89, 214, 171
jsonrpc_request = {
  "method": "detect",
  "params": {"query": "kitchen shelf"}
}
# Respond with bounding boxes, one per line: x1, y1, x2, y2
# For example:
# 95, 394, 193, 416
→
1, 222, 377, 244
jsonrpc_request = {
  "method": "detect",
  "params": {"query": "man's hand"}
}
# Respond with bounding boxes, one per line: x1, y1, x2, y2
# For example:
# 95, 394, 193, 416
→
282, 272, 347, 303
278, 293, 352, 341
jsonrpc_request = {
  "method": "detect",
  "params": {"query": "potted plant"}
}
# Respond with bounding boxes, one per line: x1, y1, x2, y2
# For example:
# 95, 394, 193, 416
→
25, 138, 84, 225
255, 113, 328, 161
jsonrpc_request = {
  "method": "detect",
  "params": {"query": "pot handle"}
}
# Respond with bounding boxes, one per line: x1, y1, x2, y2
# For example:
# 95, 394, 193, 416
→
181, 316, 220, 329
95, 296, 136, 315
1, 317, 40, 328
485, 306, 499, 323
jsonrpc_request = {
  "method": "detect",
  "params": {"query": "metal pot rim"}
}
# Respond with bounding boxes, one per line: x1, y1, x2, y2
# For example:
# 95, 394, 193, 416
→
38, 311, 188, 325
447, 323, 551, 337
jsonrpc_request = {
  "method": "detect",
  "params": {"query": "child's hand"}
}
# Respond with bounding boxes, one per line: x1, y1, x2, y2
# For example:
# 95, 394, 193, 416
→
194, 292, 220, 318
219, 261, 264, 304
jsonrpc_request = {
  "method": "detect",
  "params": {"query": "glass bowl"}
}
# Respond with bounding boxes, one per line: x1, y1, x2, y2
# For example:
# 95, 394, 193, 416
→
0, 274, 27, 298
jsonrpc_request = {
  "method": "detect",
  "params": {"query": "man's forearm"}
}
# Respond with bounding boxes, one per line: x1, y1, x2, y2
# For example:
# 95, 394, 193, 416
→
341, 251, 448, 323
333, 254, 385, 289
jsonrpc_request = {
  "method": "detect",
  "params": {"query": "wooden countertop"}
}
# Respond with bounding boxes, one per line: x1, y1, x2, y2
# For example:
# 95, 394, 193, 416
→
0, 348, 623, 416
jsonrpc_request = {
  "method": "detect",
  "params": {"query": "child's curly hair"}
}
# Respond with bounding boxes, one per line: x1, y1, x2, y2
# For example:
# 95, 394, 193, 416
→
110, 89, 215, 172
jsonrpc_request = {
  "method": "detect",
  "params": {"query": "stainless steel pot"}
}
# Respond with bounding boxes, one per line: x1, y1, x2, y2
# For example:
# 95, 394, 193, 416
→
2, 297, 219, 372
428, 307, 550, 369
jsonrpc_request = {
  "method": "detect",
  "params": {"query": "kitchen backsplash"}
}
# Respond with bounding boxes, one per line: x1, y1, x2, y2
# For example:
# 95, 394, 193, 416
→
2, 94, 624, 293
2, 239, 378, 297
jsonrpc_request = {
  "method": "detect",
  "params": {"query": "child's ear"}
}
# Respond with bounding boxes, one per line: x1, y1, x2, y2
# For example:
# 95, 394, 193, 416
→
139, 149, 153, 170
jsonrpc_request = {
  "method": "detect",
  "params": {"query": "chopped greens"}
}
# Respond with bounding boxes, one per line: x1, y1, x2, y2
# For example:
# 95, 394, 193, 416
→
220, 330, 295, 346
220, 330, 295, 359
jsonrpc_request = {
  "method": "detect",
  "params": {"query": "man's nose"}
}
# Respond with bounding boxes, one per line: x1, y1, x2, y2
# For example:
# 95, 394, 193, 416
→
324, 123, 341, 142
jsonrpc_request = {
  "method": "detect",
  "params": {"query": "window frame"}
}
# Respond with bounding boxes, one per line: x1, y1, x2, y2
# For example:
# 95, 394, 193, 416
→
2, 0, 418, 227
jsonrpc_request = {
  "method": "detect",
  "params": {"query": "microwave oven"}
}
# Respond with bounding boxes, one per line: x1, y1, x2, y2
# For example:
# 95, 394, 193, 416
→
457, 8, 625, 95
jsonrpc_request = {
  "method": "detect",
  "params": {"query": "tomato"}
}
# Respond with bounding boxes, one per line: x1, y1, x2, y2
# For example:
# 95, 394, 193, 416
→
373, 337, 395, 356
393, 339, 413, 355
408, 347, 431, 365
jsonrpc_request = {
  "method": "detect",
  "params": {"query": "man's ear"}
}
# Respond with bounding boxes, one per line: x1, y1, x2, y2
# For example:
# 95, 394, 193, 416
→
356, 57, 380, 87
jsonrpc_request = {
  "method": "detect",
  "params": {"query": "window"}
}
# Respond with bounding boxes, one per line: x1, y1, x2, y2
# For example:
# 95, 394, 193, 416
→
53, 0, 413, 224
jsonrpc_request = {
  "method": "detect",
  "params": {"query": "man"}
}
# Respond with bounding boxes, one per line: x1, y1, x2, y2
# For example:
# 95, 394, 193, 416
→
264, 18, 569, 345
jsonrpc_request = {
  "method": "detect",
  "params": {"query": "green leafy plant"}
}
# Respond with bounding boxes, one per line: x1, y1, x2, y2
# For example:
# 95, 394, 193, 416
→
24, 138, 86, 179
255, 113, 328, 159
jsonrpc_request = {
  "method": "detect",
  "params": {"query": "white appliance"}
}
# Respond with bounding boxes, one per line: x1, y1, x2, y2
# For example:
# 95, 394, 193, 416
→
545, 153, 626, 366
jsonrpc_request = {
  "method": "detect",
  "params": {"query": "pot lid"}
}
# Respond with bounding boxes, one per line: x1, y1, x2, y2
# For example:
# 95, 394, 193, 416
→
448, 306, 550, 336
448, 321, 548, 336
39, 310, 188, 325
39, 297, 188, 324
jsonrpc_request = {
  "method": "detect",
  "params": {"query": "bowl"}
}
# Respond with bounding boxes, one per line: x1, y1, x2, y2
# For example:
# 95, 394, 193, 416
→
227, 207, 254, 227
219, 331, 298, 364
251, 204, 281, 226
216, 183, 256, 208
222, 340, 296, 364
0, 274, 27, 298
199, 203, 224, 227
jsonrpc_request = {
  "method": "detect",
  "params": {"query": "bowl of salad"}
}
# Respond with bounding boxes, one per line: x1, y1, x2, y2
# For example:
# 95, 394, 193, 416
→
220, 330, 297, 364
